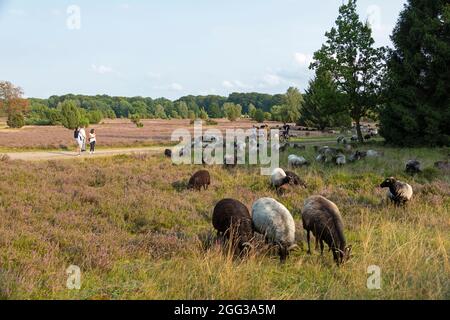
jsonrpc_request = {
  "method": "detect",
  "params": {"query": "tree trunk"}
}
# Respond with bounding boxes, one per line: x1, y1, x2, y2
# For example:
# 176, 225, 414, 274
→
355, 120, 364, 143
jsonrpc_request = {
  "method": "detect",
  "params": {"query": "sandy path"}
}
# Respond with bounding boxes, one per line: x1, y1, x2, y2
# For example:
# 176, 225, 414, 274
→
4, 147, 166, 161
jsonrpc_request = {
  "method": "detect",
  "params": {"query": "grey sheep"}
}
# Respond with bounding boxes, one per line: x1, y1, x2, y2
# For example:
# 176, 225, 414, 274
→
302, 196, 352, 265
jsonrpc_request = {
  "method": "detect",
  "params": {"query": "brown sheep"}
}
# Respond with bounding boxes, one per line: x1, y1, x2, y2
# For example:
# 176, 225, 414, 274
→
302, 196, 352, 265
188, 170, 211, 191
212, 199, 254, 252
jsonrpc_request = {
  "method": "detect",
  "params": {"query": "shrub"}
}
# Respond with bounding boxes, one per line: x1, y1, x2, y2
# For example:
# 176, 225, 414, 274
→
7, 112, 25, 128
59, 100, 81, 129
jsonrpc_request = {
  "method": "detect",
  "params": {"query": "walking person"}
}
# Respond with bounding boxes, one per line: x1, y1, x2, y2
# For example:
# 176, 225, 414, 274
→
74, 126, 83, 156
79, 125, 87, 152
89, 129, 97, 154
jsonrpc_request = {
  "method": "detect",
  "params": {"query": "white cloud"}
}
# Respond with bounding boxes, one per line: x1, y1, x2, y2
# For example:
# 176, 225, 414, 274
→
262, 74, 282, 86
294, 52, 313, 66
222, 80, 253, 89
222, 80, 234, 88
91, 64, 114, 75
170, 83, 184, 91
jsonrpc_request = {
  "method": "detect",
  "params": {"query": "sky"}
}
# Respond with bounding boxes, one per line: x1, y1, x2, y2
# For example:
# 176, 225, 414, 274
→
0, 0, 407, 99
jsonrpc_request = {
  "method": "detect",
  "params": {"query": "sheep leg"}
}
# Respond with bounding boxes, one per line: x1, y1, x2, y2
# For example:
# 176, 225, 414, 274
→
306, 231, 311, 254
320, 240, 324, 255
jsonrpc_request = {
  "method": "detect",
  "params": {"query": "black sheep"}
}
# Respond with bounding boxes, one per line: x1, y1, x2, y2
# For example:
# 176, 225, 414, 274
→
164, 149, 172, 158
284, 171, 307, 188
405, 160, 421, 175
188, 170, 211, 191
302, 196, 352, 265
212, 199, 254, 251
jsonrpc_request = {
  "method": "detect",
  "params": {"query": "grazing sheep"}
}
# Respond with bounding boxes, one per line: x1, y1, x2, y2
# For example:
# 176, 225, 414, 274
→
366, 150, 383, 157
349, 150, 367, 162
435, 161, 450, 171
270, 168, 292, 193
380, 177, 413, 206
288, 154, 308, 168
302, 196, 352, 265
405, 160, 421, 175
337, 136, 348, 145
334, 154, 346, 165
285, 171, 307, 188
164, 149, 172, 158
252, 198, 297, 262
188, 170, 211, 191
212, 199, 254, 251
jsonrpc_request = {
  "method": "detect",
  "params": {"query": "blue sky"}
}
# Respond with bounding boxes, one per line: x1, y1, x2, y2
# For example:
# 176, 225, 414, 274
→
0, 0, 406, 99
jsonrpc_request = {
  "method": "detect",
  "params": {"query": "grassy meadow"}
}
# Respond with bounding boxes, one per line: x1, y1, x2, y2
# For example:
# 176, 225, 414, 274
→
0, 143, 449, 300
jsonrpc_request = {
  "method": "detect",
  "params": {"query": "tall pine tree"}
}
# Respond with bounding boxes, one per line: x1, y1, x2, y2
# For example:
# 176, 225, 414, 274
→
380, 0, 450, 146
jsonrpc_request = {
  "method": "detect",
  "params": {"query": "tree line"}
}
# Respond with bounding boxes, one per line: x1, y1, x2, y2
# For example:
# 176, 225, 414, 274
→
1, 0, 448, 146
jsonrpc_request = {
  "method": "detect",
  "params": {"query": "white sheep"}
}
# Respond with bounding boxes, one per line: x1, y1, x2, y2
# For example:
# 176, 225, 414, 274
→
252, 197, 297, 262
288, 155, 308, 168
270, 168, 291, 192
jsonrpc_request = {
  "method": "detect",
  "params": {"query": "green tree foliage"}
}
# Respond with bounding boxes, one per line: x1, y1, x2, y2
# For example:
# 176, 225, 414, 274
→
248, 103, 256, 119
199, 108, 209, 120
380, 0, 450, 146
154, 104, 167, 119
300, 71, 351, 130
311, 0, 386, 142
254, 109, 265, 123
283, 87, 303, 123
87, 110, 103, 125
223, 103, 242, 121
7, 112, 25, 128
59, 100, 81, 130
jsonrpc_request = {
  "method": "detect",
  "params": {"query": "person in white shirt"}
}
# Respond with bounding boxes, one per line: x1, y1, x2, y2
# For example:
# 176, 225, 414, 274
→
89, 129, 97, 154
79, 126, 87, 152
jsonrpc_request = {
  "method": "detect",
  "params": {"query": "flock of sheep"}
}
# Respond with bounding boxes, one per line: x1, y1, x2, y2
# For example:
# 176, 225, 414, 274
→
164, 131, 447, 266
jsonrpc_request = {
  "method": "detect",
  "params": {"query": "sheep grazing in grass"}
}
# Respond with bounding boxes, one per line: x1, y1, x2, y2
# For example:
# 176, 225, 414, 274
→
212, 199, 254, 252
288, 155, 308, 168
337, 136, 348, 145
405, 160, 421, 175
164, 149, 172, 158
435, 161, 450, 171
270, 168, 292, 193
334, 154, 346, 165
290, 143, 306, 150
285, 171, 307, 188
349, 150, 367, 162
252, 198, 297, 262
380, 177, 413, 206
302, 195, 352, 265
188, 170, 211, 191
366, 150, 384, 158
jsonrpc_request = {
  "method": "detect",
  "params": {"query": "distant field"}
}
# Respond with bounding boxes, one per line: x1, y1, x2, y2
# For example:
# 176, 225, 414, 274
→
0, 118, 332, 151
0, 144, 448, 299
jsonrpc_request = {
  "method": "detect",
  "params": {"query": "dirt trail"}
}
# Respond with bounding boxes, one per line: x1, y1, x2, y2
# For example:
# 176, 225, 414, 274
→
4, 147, 166, 161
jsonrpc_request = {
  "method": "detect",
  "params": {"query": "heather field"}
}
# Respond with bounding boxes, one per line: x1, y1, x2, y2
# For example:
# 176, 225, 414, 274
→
0, 144, 448, 300
0, 118, 325, 151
